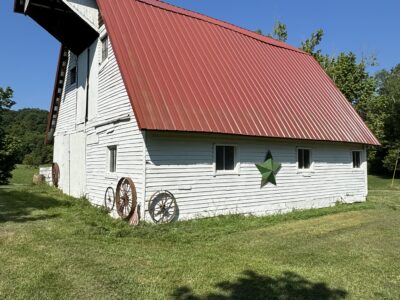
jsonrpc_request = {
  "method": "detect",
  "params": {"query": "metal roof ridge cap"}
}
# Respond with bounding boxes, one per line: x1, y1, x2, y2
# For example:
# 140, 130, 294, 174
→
134, 0, 310, 56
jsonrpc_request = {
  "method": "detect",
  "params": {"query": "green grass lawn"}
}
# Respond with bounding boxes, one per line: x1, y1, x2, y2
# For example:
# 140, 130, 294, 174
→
0, 167, 399, 299
9, 165, 38, 186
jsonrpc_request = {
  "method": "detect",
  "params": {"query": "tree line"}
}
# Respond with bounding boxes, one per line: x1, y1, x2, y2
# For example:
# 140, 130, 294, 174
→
0, 88, 52, 184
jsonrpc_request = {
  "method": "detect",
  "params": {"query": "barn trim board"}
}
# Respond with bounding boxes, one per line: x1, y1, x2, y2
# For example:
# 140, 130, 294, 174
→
15, 0, 379, 223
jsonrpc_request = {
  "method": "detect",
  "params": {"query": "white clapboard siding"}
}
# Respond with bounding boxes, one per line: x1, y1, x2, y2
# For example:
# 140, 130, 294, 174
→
51, 22, 146, 215
144, 132, 367, 220
53, 39, 96, 197
53, 50, 77, 195
53, 134, 70, 194
84, 37, 146, 215
55, 51, 77, 135
66, 0, 99, 29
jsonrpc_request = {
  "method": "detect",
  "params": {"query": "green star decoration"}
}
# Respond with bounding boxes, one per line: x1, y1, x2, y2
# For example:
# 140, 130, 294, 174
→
256, 151, 282, 187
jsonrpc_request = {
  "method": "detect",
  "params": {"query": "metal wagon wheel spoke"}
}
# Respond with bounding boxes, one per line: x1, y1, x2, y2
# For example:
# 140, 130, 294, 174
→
149, 191, 178, 224
104, 187, 115, 212
116, 177, 137, 219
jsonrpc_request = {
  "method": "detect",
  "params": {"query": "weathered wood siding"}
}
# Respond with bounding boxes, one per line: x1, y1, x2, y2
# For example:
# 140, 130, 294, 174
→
144, 132, 367, 220
66, 0, 99, 29
53, 50, 77, 195
78, 28, 146, 214
55, 51, 77, 134
52, 21, 146, 210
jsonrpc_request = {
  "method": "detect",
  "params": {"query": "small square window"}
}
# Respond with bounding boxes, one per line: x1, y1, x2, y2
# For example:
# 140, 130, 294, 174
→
353, 151, 361, 168
216, 145, 236, 171
70, 67, 77, 85
101, 35, 108, 63
298, 148, 311, 169
108, 146, 117, 173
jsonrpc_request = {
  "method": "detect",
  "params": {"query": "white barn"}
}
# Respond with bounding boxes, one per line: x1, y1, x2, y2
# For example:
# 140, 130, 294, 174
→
15, 0, 379, 223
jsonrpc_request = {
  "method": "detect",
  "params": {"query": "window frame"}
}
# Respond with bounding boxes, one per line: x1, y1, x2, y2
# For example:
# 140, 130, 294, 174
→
69, 66, 77, 85
107, 145, 117, 174
297, 147, 313, 172
100, 34, 109, 64
213, 144, 240, 175
352, 150, 362, 169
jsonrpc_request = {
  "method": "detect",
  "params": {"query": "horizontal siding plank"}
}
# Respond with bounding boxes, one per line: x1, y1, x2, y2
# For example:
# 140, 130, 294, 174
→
145, 133, 367, 220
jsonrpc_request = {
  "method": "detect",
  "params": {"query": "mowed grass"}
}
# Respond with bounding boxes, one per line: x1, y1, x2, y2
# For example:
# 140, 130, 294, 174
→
0, 168, 399, 299
9, 165, 37, 186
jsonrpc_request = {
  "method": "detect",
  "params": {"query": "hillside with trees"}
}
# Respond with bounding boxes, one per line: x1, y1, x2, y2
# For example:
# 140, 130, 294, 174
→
2, 105, 52, 167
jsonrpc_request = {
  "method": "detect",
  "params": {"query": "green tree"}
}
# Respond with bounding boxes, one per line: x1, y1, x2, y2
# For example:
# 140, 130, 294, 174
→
300, 29, 324, 57
22, 140, 53, 166
328, 53, 376, 116
300, 30, 376, 115
3, 108, 53, 164
0, 87, 21, 184
0, 87, 15, 110
270, 21, 288, 42
255, 21, 288, 42
367, 65, 400, 173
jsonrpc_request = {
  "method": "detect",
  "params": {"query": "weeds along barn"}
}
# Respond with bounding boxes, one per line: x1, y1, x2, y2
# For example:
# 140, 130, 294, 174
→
15, 0, 379, 223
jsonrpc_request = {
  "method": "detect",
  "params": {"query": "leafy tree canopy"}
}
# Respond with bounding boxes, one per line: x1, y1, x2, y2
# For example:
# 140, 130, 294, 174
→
270, 21, 288, 42
367, 65, 400, 172
2, 108, 52, 166
300, 29, 324, 56
256, 21, 288, 42
0, 87, 15, 111
0, 87, 21, 184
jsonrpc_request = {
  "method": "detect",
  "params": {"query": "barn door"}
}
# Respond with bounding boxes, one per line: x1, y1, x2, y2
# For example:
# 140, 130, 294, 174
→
69, 132, 86, 198
60, 134, 70, 194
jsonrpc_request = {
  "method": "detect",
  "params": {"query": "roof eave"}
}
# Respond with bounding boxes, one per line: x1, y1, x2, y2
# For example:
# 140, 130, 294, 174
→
14, 0, 25, 13
14, 0, 98, 55
45, 46, 69, 144
143, 128, 381, 146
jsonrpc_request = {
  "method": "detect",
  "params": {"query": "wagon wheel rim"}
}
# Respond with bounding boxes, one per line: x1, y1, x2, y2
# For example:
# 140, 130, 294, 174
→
116, 177, 137, 219
52, 163, 60, 187
104, 187, 115, 212
149, 191, 177, 224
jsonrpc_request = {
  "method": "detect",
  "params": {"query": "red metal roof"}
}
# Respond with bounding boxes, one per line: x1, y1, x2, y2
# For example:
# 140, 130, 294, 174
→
97, 0, 379, 145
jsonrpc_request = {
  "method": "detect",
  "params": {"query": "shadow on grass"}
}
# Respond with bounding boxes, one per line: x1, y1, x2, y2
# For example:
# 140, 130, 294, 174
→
173, 271, 347, 300
0, 189, 67, 223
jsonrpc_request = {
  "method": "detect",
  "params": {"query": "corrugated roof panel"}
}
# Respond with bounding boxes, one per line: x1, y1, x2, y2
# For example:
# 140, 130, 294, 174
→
97, 0, 380, 145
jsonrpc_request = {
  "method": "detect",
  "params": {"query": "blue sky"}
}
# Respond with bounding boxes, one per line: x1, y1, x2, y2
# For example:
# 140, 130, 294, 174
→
1, 0, 399, 110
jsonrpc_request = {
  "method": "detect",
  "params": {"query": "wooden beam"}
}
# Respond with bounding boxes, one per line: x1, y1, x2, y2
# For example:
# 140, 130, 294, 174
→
392, 155, 399, 188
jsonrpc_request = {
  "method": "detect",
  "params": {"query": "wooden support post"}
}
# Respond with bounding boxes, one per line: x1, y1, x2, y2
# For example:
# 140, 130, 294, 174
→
392, 155, 399, 188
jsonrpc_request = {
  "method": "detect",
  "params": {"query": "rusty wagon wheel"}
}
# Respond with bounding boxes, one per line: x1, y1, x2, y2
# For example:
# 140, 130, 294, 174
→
116, 177, 137, 219
52, 163, 60, 187
148, 191, 178, 224
104, 187, 115, 212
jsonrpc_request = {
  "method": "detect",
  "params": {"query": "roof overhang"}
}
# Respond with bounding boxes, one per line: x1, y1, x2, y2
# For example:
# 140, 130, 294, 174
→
14, 0, 98, 54
45, 46, 68, 144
